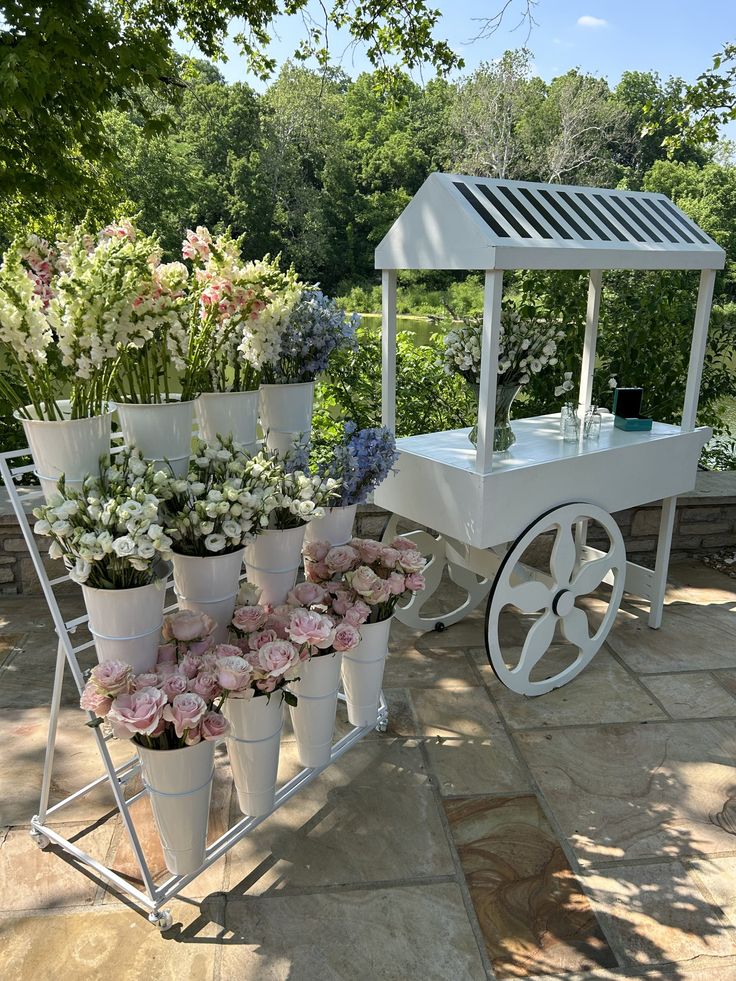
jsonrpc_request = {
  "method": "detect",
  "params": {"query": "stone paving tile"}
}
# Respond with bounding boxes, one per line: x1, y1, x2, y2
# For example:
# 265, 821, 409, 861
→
640, 673, 736, 719
445, 794, 617, 978
0, 820, 115, 911
424, 729, 531, 798
581, 861, 736, 969
471, 646, 667, 730
0, 899, 222, 980
687, 856, 736, 930
225, 736, 455, 897
217, 883, 487, 981
410, 686, 500, 736
516, 720, 736, 867
606, 603, 736, 673
382, 643, 479, 689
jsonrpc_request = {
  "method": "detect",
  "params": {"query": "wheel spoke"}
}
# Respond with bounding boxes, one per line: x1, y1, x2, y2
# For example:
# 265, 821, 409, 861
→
561, 607, 592, 651
515, 612, 557, 678
506, 579, 551, 614
550, 524, 577, 585
571, 554, 615, 597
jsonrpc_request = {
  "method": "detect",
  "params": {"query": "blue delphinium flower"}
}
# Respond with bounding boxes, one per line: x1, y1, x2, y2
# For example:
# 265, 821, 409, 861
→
311, 423, 398, 506
272, 290, 359, 384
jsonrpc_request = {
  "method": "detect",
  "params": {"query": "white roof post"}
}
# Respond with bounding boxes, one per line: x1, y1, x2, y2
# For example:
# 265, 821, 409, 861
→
682, 268, 716, 432
579, 270, 602, 416
475, 270, 504, 474
381, 269, 398, 431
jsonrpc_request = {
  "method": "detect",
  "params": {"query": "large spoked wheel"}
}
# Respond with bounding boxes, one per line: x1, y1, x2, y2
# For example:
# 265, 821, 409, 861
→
485, 503, 626, 697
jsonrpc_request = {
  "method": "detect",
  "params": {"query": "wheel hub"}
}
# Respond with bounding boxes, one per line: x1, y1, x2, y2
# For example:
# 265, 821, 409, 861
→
552, 588, 575, 617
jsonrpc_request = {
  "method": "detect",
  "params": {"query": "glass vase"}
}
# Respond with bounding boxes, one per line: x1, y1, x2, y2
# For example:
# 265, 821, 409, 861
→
560, 402, 580, 443
583, 405, 602, 441
468, 382, 521, 452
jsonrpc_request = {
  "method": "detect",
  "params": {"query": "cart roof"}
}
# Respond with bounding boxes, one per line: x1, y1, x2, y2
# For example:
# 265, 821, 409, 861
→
374, 173, 726, 272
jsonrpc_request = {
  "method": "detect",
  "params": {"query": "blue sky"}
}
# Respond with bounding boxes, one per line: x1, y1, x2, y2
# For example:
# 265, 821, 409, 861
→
178, 0, 735, 91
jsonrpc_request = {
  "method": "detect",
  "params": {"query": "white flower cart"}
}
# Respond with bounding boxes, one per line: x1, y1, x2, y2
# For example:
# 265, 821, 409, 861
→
375, 173, 725, 696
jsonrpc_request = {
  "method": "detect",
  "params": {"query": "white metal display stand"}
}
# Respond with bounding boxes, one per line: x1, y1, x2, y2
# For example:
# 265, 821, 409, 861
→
0, 447, 387, 929
375, 173, 724, 696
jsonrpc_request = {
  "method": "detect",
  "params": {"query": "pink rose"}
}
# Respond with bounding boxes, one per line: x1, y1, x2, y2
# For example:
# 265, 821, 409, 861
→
398, 549, 426, 574
258, 640, 299, 677
133, 671, 163, 691
346, 566, 382, 598
405, 572, 426, 592
184, 725, 202, 745
354, 538, 383, 564
287, 581, 327, 608
232, 605, 267, 633
214, 643, 245, 659
390, 536, 416, 553
89, 660, 133, 696
163, 692, 208, 738
200, 710, 230, 740
255, 676, 279, 693
325, 545, 359, 574
303, 539, 330, 562
163, 609, 216, 643
248, 628, 280, 651
305, 559, 330, 583
162, 673, 189, 700
344, 601, 370, 626
156, 643, 177, 665
189, 671, 221, 700
265, 607, 292, 639
330, 588, 353, 616
178, 653, 202, 679
386, 572, 406, 595
216, 655, 253, 694
187, 638, 214, 657
288, 610, 335, 650
366, 581, 392, 605
379, 546, 401, 569
333, 623, 361, 652
80, 685, 112, 716
108, 687, 168, 738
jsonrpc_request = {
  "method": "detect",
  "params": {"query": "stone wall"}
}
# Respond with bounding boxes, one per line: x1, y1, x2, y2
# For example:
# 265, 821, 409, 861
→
2, 472, 735, 594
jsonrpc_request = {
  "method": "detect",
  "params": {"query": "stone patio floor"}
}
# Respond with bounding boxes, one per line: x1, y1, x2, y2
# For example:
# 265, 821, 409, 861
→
2, 560, 736, 980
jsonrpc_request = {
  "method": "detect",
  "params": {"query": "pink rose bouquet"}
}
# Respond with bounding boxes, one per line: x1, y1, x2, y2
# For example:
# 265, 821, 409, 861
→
303, 537, 426, 623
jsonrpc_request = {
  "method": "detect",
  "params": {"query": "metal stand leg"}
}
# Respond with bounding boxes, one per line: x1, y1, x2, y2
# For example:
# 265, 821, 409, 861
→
31, 639, 66, 842
649, 495, 677, 629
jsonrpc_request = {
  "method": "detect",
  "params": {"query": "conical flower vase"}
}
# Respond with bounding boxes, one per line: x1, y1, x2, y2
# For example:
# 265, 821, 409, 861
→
114, 398, 194, 477
15, 401, 113, 502
171, 548, 245, 644
243, 526, 306, 607
468, 383, 521, 452
288, 653, 342, 768
136, 739, 215, 876
223, 693, 284, 817
81, 581, 165, 673
341, 617, 391, 727
195, 391, 259, 453
259, 382, 314, 455
303, 504, 357, 548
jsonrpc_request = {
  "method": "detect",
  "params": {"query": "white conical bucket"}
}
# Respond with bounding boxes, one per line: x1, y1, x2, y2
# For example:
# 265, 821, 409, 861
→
113, 398, 194, 477
243, 526, 305, 607
81, 581, 165, 673
223, 693, 284, 817
341, 617, 391, 727
288, 653, 342, 768
303, 504, 357, 548
171, 547, 244, 643
137, 738, 214, 876
15, 401, 113, 501
259, 382, 314, 455
195, 391, 259, 453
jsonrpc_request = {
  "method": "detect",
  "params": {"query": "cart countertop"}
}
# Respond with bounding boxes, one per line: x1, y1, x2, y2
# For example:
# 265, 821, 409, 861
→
394, 413, 707, 475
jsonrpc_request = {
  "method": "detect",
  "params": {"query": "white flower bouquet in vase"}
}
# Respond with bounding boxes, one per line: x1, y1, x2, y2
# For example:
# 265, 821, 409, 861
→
443, 309, 565, 451
182, 230, 302, 452
79, 611, 229, 876
32, 449, 173, 673
241, 446, 339, 606
304, 537, 427, 727
158, 436, 266, 643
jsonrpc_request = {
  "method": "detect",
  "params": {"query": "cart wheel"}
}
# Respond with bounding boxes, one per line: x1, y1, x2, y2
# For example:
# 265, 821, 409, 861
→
485, 503, 625, 697
148, 908, 173, 931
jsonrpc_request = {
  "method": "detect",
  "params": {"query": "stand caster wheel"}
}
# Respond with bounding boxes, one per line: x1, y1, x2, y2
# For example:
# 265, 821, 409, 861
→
29, 829, 49, 849
148, 908, 173, 931
434, 621, 446, 633
375, 717, 388, 733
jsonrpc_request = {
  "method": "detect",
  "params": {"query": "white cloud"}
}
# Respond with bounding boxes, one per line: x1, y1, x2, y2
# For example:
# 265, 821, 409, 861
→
577, 15, 608, 28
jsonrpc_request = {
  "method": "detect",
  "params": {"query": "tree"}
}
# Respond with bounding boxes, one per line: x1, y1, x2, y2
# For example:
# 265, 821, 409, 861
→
0, 0, 462, 214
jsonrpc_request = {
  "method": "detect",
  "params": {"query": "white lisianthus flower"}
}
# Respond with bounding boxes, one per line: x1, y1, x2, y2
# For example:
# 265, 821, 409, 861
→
204, 533, 227, 552
112, 535, 136, 557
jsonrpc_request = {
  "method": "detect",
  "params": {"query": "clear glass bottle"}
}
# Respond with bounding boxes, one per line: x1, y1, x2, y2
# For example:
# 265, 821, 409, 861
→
584, 405, 602, 441
560, 402, 580, 442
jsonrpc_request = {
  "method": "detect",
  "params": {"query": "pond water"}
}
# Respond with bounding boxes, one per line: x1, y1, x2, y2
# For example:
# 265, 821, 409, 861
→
358, 313, 440, 347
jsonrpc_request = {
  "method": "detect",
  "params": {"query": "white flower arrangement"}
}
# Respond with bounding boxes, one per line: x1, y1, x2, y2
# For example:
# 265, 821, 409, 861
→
443, 310, 565, 388
243, 448, 340, 530
32, 449, 173, 588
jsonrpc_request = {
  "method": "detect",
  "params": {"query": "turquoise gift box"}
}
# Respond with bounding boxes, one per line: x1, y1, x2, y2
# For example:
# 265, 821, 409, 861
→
613, 387, 653, 432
